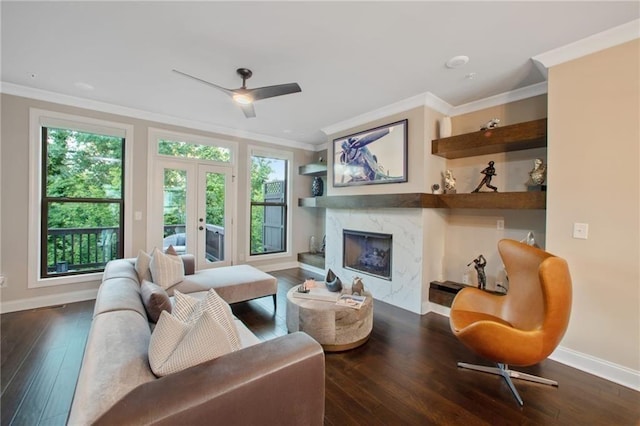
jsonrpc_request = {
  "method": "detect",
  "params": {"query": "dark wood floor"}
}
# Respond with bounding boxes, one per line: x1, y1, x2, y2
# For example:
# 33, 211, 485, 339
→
2, 268, 639, 425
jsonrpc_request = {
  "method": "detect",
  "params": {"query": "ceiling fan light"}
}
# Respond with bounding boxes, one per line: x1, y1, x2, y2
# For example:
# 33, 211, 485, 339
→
233, 93, 253, 105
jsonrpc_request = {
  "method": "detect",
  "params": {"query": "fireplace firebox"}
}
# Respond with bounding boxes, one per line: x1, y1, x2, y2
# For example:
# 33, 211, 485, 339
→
343, 230, 392, 280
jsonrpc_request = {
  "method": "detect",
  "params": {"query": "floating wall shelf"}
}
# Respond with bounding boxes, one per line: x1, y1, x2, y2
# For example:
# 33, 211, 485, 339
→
432, 118, 547, 159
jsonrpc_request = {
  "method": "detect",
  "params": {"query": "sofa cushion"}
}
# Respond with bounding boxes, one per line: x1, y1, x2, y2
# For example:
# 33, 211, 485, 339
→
93, 269, 146, 319
150, 248, 184, 289
148, 290, 241, 377
140, 280, 172, 323
68, 310, 156, 425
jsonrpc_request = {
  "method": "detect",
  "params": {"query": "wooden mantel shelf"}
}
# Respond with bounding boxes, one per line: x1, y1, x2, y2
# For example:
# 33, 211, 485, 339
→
432, 118, 547, 159
299, 191, 545, 210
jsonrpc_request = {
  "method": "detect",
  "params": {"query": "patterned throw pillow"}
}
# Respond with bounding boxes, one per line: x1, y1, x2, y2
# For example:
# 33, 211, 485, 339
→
134, 250, 152, 283
140, 280, 172, 323
148, 289, 242, 377
149, 248, 184, 289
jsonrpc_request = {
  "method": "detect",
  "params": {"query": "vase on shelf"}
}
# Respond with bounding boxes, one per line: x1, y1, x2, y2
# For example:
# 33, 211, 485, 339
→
311, 176, 324, 197
439, 116, 452, 138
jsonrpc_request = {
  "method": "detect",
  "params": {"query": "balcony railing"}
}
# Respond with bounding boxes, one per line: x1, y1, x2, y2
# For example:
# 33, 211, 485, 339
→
47, 224, 226, 274
47, 226, 120, 273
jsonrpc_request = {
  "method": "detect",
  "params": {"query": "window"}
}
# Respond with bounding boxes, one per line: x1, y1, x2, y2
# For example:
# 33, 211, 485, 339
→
41, 127, 125, 277
157, 139, 231, 162
249, 151, 289, 256
29, 109, 133, 287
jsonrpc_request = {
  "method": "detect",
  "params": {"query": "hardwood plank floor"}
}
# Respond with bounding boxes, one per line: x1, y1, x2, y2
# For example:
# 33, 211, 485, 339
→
1, 268, 639, 425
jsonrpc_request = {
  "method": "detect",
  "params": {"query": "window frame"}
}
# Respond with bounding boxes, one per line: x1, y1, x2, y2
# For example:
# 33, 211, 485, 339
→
246, 146, 292, 260
28, 109, 133, 288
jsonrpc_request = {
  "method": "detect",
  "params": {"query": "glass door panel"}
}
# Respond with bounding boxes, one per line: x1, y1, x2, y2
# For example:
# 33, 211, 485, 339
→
198, 166, 232, 269
162, 168, 188, 254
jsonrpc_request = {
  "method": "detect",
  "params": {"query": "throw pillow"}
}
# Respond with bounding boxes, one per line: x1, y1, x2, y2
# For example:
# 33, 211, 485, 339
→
149, 247, 184, 289
149, 310, 234, 377
134, 250, 152, 283
148, 289, 242, 377
140, 280, 172, 323
173, 290, 241, 350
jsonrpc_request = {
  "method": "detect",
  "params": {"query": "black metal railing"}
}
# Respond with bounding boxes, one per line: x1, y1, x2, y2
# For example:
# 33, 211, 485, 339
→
47, 226, 120, 273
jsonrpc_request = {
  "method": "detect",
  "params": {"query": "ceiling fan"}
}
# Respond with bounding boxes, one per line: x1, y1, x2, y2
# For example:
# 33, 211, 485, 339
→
172, 68, 301, 118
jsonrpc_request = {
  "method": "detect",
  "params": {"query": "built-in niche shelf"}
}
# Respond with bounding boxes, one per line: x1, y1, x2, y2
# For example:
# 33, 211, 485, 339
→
297, 252, 325, 269
299, 191, 545, 210
429, 280, 505, 307
298, 163, 327, 177
431, 118, 547, 159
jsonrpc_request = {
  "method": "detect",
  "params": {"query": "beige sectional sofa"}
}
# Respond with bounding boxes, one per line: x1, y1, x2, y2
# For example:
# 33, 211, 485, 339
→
68, 258, 325, 425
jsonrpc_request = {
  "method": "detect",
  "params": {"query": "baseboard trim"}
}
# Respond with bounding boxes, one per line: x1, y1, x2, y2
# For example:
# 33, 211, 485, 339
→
298, 263, 326, 276
0, 288, 98, 314
427, 302, 640, 391
549, 346, 640, 392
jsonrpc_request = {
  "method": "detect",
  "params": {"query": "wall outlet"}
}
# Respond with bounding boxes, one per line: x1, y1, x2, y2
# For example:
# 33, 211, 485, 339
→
462, 272, 470, 285
573, 223, 589, 239
0, 275, 6, 288
497, 219, 504, 230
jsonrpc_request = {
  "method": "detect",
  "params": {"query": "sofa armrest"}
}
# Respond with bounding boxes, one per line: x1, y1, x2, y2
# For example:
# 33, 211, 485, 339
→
180, 254, 195, 276
93, 332, 325, 426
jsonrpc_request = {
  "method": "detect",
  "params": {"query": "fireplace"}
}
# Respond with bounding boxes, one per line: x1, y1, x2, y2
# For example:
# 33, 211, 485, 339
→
343, 230, 392, 280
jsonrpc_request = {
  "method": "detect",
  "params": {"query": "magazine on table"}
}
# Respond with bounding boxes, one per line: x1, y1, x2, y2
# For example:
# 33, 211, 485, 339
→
336, 294, 366, 309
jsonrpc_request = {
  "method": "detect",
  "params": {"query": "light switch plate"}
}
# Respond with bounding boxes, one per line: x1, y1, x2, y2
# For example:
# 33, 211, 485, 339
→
573, 223, 589, 239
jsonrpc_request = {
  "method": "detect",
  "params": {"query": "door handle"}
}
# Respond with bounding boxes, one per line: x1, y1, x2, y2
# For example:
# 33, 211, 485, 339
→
199, 226, 204, 231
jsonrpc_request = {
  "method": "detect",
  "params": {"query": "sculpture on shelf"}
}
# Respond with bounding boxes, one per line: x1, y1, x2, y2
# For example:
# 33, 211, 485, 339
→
444, 169, 457, 194
467, 254, 487, 290
521, 231, 540, 248
431, 183, 443, 194
527, 158, 547, 186
472, 161, 498, 193
481, 118, 500, 130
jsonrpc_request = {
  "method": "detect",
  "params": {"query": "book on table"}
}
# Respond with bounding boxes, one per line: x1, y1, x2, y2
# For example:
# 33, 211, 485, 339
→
292, 283, 341, 302
335, 294, 366, 309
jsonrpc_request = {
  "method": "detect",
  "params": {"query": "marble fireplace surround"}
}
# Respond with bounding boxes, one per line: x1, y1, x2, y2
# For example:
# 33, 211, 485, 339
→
326, 208, 446, 314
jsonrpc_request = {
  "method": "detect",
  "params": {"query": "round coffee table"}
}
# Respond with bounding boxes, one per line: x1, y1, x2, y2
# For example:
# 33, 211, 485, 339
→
286, 286, 373, 352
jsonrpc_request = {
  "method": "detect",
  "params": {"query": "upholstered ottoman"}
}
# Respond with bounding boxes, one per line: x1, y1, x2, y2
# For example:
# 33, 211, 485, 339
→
286, 287, 373, 351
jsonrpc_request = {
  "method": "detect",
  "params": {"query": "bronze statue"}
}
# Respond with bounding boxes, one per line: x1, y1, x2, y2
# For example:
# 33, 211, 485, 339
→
472, 161, 498, 193
468, 255, 487, 290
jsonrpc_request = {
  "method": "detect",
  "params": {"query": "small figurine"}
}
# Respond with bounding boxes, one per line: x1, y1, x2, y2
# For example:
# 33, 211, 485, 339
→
481, 118, 500, 130
467, 255, 487, 290
431, 183, 443, 194
521, 231, 540, 248
325, 269, 343, 292
444, 169, 457, 194
351, 276, 364, 296
528, 158, 547, 186
472, 161, 498, 193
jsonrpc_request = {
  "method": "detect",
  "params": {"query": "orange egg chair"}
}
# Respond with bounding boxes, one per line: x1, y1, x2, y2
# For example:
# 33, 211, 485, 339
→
449, 239, 572, 405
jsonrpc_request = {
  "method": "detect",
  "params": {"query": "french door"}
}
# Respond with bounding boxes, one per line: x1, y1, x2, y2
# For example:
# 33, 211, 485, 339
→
151, 160, 233, 270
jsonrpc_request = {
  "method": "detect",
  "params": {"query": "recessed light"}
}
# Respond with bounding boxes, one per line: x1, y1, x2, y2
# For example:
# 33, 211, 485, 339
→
465, 72, 477, 80
74, 81, 95, 91
446, 55, 469, 69
27, 72, 37, 79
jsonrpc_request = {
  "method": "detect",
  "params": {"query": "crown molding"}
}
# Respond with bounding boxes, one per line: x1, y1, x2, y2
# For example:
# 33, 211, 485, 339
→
449, 82, 548, 116
321, 92, 453, 137
532, 19, 640, 72
0, 82, 316, 151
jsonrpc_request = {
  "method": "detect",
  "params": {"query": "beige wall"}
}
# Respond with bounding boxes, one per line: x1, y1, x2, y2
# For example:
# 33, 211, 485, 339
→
0, 94, 315, 306
445, 97, 548, 288
547, 40, 640, 371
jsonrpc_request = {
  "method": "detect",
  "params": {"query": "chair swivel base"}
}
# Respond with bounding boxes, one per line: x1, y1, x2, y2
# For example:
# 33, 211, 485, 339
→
457, 362, 558, 406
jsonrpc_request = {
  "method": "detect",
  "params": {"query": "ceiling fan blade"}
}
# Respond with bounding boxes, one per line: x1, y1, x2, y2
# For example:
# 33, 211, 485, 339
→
247, 83, 301, 101
239, 103, 256, 118
172, 69, 233, 96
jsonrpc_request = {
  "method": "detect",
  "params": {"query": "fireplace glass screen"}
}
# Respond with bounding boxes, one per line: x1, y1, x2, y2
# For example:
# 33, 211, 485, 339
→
343, 230, 392, 280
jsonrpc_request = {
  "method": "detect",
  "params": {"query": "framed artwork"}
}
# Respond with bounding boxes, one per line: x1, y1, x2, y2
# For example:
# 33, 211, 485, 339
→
332, 119, 408, 187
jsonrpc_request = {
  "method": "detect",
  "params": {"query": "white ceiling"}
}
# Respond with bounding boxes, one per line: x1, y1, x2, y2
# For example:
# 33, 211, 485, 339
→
2, 2, 638, 146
